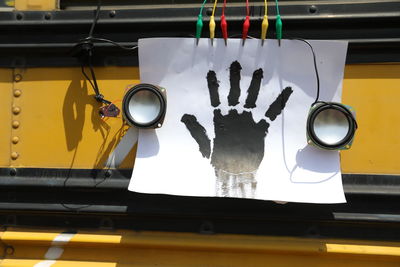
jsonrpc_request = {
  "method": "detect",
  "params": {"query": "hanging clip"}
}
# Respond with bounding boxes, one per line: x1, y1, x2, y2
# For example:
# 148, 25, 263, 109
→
210, 0, 218, 46
242, 16, 250, 46
276, 14, 282, 46
221, 14, 228, 46
261, 15, 268, 46
209, 15, 216, 46
196, 14, 203, 45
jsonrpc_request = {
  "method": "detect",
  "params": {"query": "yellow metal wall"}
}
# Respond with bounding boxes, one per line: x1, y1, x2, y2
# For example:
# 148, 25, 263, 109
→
1, 67, 137, 169
14, 0, 57, 10
341, 64, 400, 174
1, 64, 400, 173
1, 228, 400, 266
0, 69, 12, 167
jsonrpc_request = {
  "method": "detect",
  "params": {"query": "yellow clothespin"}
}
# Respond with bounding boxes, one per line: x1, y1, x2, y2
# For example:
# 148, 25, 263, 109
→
261, 15, 268, 46
209, 0, 218, 46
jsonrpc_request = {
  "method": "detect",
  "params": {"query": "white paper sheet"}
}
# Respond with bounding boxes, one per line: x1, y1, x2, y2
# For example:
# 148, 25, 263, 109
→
129, 38, 348, 203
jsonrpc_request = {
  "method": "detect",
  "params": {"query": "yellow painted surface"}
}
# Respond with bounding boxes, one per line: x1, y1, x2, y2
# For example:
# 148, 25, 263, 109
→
0, 69, 12, 167
341, 64, 400, 174
326, 243, 400, 256
1, 228, 400, 266
1, 260, 117, 267
4, 67, 138, 169
0, 64, 399, 174
15, 0, 57, 10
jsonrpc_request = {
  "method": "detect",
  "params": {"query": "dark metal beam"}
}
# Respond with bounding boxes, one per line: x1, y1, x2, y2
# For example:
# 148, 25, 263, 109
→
0, 1, 398, 67
0, 184, 399, 240
1, 167, 400, 239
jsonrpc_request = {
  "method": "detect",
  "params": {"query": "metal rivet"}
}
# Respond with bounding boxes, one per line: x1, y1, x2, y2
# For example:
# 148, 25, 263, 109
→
105, 170, 112, 178
11, 152, 19, 160
157, 123, 162, 128
206, 7, 212, 16
14, 74, 22, 82
100, 217, 114, 229
44, 12, 51, 20
9, 168, 17, 176
200, 221, 214, 234
309, 5, 318, 14
5, 246, 15, 255
14, 89, 21, 97
109, 10, 116, 17
11, 136, 19, 144
12, 106, 21, 115
12, 120, 20, 129
16, 13, 23, 20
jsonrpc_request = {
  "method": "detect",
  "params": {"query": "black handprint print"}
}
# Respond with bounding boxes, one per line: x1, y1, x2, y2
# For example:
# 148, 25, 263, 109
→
181, 61, 293, 198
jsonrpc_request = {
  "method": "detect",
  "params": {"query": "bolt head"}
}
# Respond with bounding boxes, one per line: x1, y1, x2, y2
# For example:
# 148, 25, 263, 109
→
11, 152, 19, 160
13, 74, 22, 82
9, 168, 17, 176
309, 5, 318, 14
5, 246, 15, 255
11, 136, 19, 144
12, 121, 20, 129
13, 90, 21, 97
12, 106, 21, 115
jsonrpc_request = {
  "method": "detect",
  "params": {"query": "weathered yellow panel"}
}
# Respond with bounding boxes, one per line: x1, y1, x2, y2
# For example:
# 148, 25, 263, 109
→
14, 0, 57, 10
0, 69, 12, 167
341, 64, 400, 174
1, 228, 400, 266
8, 67, 138, 169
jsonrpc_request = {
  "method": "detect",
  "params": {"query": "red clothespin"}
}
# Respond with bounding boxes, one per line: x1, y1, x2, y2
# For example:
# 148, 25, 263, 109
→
221, 14, 228, 46
242, 16, 250, 46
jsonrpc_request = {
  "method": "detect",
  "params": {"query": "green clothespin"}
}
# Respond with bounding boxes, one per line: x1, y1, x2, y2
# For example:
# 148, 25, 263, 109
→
196, 14, 203, 45
276, 14, 282, 46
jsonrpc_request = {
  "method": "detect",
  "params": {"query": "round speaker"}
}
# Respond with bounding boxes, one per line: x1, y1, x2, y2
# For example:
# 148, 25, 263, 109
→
122, 83, 167, 128
307, 102, 357, 150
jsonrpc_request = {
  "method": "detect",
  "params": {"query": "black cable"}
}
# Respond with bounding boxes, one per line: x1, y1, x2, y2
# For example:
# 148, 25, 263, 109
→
212, 36, 320, 105
80, 0, 114, 104
61, 203, 92, 212
78, 0, 137, 104
64, 0, 124, 210
86, 0, 102, 100
289, 38, 320, 106
88, 37, 138, 51
89, 0, 101, 38
313, 101, 358, 130
87, 52, 101, 97
81, 65, 96, 91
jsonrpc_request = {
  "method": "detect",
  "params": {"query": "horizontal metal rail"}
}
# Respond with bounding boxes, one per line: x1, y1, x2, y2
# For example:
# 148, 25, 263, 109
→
0, 1, 398, 66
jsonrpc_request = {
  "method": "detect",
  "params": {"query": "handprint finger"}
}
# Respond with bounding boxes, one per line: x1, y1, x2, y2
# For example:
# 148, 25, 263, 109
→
228, 61, 242, 106
256, 119, 270, 133
244, 68, 263, 108
207, 71, 220, 107
181, 114, 211, 159
265, 86, 293, 121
